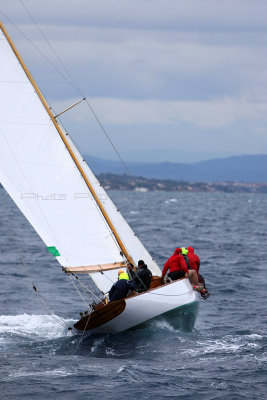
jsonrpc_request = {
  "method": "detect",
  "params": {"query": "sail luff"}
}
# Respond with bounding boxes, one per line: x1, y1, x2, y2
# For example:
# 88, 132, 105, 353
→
0, 21, 134, 267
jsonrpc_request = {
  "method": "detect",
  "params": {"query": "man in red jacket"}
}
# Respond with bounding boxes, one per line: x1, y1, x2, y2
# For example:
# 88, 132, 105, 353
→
187, 246, 200, 278
187, 246, 210, 298
162, 248, 201, 288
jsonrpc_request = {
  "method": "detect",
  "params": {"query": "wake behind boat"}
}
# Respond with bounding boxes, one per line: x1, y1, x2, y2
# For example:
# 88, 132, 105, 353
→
0, 21, 203, 335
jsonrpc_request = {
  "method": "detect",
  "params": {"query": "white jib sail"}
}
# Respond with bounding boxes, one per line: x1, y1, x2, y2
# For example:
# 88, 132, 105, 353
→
0, 24, 161, 294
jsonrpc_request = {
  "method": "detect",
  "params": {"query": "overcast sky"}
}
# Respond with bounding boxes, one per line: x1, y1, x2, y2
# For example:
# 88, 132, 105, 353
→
1, 0, 267, 163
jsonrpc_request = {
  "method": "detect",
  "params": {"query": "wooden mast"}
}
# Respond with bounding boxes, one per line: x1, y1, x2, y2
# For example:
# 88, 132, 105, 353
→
0, 21, 135, 267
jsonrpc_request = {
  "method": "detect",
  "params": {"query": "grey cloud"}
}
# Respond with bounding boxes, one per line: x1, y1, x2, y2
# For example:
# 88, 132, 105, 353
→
7, 23, 266, 103
2, 0, 267, 32
1, 0, 267, 161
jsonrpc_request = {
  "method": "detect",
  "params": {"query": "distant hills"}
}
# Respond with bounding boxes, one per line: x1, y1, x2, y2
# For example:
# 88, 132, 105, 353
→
85, 154, 267, 183
97, 173, 267, 193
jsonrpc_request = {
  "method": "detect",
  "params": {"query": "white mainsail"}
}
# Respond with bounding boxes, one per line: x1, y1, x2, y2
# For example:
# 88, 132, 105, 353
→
0, 23, 161, 294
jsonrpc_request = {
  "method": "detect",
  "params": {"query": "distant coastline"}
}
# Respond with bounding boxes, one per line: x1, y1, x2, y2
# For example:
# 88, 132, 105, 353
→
97, 173, 267, 193
85, 154, 267, 183
1, 174, 267, 193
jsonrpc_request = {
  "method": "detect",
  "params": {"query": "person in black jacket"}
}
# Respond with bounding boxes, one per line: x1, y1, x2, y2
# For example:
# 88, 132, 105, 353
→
130, 260, 152, 293
109, 270, 136, 302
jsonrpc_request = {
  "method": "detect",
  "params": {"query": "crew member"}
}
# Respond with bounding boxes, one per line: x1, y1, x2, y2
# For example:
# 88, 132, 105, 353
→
162, 248, 201, 288
187, 246, 210, 298
131, 260, 152, 292
109, 270, 136, 302
187, 246, 200, 277
181, 247, 190, 268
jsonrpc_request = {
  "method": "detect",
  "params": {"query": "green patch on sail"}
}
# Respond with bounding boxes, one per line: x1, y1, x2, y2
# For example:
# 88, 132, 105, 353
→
47, 246, 60, 257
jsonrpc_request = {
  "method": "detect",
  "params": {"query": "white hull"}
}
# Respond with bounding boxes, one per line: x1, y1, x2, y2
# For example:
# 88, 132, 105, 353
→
73, 278, 199, 335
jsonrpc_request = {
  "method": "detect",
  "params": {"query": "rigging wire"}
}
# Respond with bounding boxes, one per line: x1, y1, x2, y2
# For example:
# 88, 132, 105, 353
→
71, 276, 92, 303
67, 274, 90, 308
0, 188, 70, 330
71, 307, 93, 355
19, 258, 69, 329
17, 0, 81, 95
17, 0, 131, 175
75, 275, 106, 305
67, 275, 105, 356
68, 273, 105, 305
97, 270, 117, 285
0, 9, 73, 92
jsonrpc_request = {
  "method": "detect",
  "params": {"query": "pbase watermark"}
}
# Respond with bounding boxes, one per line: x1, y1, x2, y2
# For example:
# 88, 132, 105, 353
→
21, 193, 107, 201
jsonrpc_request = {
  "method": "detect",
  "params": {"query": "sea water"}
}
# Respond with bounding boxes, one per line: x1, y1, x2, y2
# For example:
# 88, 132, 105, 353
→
0, 189, 266, 399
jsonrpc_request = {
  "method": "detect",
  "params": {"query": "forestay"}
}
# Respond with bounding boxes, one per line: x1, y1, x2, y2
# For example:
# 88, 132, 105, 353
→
0, 23, 161, 294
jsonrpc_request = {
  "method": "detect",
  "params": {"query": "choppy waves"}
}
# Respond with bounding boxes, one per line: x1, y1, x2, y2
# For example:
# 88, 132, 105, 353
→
0, 314, 73, 343
1, 190, 267, 399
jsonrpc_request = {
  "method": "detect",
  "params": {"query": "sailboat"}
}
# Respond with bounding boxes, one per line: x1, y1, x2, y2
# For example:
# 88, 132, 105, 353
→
0, 21, 199, 335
